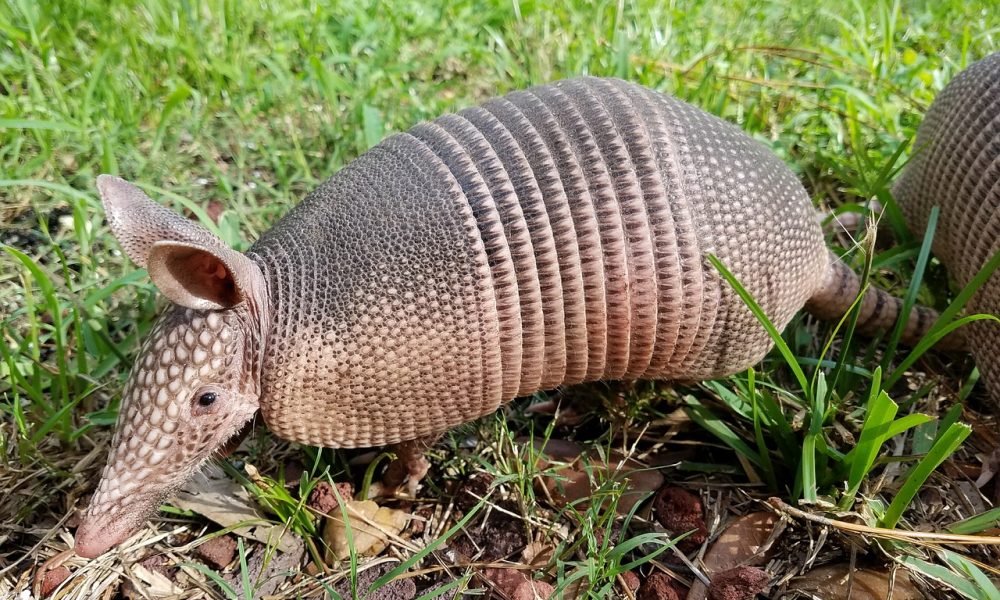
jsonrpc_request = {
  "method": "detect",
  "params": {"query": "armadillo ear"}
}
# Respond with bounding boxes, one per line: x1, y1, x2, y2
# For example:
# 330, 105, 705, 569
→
96, 174, 226, 268
146, 241, 264, 310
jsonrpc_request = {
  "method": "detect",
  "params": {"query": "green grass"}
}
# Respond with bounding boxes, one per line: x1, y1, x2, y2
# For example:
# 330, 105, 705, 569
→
3, 0, 1000, 598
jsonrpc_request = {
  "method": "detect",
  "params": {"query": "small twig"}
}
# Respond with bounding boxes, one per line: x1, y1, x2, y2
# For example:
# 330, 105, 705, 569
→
768, 497, 1000, 545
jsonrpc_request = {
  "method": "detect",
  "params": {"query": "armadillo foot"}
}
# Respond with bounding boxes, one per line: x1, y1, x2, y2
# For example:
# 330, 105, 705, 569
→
366, 438, 434, 499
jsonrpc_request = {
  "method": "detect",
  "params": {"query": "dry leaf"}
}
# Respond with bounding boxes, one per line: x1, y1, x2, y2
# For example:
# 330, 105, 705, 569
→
128, 563, 183, 598
791, 565, 922, 599
521, 541, 554, 567
481, 567, 530, 598
323, 500, 410, 561
227, 539, 305, 599
513, 580, 555, 600
686, 512, 777, 600
527, 439, 664, 514
173, 464, 299, 552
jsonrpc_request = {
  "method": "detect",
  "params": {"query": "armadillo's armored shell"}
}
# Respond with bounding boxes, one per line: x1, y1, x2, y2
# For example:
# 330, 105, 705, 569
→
249, 77, 830, 448
894, 53, 1000, 405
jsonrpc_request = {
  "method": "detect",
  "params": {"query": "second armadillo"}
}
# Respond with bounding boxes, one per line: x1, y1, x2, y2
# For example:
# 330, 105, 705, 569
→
894, 52, 1000, 408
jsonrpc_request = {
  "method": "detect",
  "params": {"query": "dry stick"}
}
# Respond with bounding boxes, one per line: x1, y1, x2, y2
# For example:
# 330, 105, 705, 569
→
768, 497, 1000, 545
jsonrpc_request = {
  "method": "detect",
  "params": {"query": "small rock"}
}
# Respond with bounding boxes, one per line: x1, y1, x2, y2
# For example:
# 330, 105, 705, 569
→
638, 572, 682, 600
621, 570, 640, 591
337, 482, 355, 502
513, 580, 554, 600
196, 535, 238, 569
309, 481, 354, 515
40, 566, 70, 598
65, 510, 81, 529
228, 540, 305, 598
707, 566, 769, 600
652, 486, 707, 550
409, 505, 434, 537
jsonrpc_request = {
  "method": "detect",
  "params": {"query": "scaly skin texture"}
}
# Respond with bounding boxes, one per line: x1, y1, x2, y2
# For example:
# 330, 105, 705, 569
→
78, 77, 948, 558
894, 52, 1000, 406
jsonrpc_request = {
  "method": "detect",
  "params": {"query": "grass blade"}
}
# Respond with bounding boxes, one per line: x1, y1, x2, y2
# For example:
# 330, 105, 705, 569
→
880, 422, 971, 528
709, 255, 810, 397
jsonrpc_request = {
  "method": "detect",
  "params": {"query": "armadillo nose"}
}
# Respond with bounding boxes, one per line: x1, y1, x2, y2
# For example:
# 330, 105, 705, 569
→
74, 516, 134, 559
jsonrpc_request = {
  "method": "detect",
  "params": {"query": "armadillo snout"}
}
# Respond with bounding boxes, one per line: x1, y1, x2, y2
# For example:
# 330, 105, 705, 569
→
75, 304, 262, 557
75, 485, 163, 558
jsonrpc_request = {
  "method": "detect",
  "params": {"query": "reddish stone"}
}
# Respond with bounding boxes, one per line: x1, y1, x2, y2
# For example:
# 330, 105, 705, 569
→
653, 486, 707, 550
40, 566, 70, 598
621, 570, 640, 591
638, 572, 682, 600
707, 566, 769, 600
195, 534, 237, 569
308, 481, 354, 515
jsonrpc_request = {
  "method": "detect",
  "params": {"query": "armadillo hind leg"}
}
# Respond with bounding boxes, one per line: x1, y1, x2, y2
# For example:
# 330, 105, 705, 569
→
805, 251, 965, 350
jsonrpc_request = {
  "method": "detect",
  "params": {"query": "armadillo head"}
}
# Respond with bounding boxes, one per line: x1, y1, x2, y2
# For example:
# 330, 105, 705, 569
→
75, 176, 270, 558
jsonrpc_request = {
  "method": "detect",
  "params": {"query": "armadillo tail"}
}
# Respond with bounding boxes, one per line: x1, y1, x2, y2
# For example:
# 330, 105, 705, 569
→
805, 252, 965, 351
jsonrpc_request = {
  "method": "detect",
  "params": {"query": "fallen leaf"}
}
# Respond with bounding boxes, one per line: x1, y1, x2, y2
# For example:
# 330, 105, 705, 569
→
226, 538, 305, 598
481, 567, 530, 598
686, 512, 777, 600
128, 563, 184, 597
526, 438, 664, 515
521, 541, 554, 567
173, 464, 299, 552
791, 565, 922, 599
976, 447, 999, 487
513, 580, 555, 600
323, 500, 410, 561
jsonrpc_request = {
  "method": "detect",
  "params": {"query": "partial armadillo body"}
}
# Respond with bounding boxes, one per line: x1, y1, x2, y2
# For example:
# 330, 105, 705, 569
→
894, 52, 1000, 406
76, 77, 935, 557
250, 77, 925, 448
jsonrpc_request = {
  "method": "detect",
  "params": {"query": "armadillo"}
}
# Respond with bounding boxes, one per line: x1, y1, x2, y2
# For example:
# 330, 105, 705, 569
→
893, 52, 1000, 410
75, 76, 948, 558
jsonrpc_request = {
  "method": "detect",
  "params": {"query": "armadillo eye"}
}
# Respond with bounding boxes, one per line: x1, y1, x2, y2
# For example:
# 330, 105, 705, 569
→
197, 392, 217, 407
